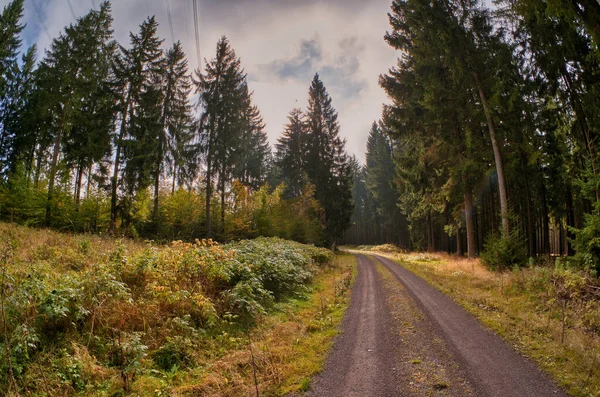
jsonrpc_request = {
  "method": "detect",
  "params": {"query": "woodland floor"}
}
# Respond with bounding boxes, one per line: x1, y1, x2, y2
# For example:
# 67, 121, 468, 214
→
304, 253, 569, 397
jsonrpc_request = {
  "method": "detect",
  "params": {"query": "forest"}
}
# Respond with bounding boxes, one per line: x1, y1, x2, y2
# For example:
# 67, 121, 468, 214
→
0, 0, 353, 248
0, 0, 599, 266
346, 0, 600, 273
0, 0, 600, 395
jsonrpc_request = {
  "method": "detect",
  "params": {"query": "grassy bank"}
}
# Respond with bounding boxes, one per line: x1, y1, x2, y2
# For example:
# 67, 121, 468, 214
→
349, 246, 600, 397
0, 223, 355, 396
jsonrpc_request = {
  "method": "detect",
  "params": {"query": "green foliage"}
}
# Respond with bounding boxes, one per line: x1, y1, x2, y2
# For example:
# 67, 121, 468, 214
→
0, 224, 333, 393
569, 213, 600, 274
481, 229, 528, 271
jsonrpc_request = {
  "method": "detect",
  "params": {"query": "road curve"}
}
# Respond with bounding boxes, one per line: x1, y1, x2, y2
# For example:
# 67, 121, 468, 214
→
306, 253, 568, 397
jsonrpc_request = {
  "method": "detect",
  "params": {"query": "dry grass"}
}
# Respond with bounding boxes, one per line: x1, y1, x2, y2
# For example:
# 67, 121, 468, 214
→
0, 222, 354, 396
351, 248, 600, 397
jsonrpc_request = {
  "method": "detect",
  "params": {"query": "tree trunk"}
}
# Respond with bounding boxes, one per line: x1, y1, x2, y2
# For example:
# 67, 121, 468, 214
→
45, 117, 65, 226
34, 145, 43, 188
427, 210, 434, 253
153, 145, 163, 221
456, 226, 463, 256
465, 191, 476, 259
172, 166, 176, 193
75, 163, 84, 212
472, 70, 509, 237
110, 95, 131, 233
220, 165, 226, 235
205, 126, 213, 238
86, 163, 93, 199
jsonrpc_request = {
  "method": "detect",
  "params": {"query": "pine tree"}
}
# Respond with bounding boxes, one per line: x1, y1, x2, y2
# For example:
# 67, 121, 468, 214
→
304, 73, 353, 245
275, 108, 307, 199
2, 46, 36, 178
153, 41, 193, 218
195, 36, 247, 237
233, 86, 271, 190
365, 121, 408, 245
0, 0, 25, 175
110, 16, 164, 231
62, 2, 116, 210
36, 4, 116, 225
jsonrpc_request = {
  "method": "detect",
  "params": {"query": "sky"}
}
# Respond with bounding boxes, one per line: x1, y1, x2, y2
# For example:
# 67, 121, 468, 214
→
5, 0, 400, 163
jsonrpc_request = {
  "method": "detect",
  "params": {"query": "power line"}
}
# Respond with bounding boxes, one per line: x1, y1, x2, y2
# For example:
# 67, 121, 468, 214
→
165, 0, 175, 43
31, 0, 52, 41
183, 0, 191, 49
146, 0, 150, 16
66, 0, 77, 20
192, 0, 201, 70
90, 0, 97, 8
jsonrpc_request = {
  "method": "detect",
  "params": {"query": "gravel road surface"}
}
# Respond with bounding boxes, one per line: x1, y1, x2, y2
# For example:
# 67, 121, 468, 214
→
306, 253, 568, 397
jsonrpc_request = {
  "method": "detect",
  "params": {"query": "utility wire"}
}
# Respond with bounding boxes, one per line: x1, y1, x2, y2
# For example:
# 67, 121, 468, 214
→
31, 0, 52, 41
146, 0, 150, 16
165, 0, 175, 43
66, 0, 77, 20
90, 0, 97, 8
192, 0, 201, 70
183, 0, 191, 49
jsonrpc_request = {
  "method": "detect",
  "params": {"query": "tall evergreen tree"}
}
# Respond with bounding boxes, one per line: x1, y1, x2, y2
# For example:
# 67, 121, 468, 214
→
275, 108, 307, 199
153, 41, 193, 218
233, 86, 271, 190
195, 36, 247, 237
62, 2, 117, 209
0, 0, 25, 174
304, 73, 353, 245
110, 16, 164, 231
36, 3, 116, 225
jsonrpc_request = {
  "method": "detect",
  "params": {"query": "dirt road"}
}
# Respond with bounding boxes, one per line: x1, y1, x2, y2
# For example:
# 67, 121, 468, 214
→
307, 254, 568, 397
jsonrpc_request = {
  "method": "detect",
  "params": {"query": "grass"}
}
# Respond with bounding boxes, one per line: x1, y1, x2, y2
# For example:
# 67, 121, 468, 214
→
0, 222, 355, 396
169, 253, 355, 396
351, 247, 600, 397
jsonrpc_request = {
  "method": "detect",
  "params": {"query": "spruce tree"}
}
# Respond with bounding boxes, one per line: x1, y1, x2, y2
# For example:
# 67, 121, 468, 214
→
62, 2, 116, 209
110, 16, 164, 231
275, 108, 308, 199
153, 41, 193, 218
195, 36, 246, 237
304, 73, 353, 245
0, 0, 25, 174
36, 3, 116, 225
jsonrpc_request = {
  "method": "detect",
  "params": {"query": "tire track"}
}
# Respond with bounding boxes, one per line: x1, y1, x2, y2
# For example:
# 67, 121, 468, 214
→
373, 254, 568, 397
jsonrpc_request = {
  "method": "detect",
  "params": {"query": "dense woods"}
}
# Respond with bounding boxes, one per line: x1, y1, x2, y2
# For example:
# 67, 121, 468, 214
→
344, 0, 600, 272
1, 0, 600, 267
0, 0, 353, 247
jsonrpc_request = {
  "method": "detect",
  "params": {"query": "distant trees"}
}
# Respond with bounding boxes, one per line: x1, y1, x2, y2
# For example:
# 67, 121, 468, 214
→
274, 74, 353, 246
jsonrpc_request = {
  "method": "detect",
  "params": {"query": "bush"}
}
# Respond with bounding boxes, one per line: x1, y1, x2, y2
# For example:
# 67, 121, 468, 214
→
569, 213, 600, 274
480, 229, 528, 271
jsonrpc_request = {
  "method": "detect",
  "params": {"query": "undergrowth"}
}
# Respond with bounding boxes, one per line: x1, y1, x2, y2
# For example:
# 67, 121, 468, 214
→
0, 222, 350, 396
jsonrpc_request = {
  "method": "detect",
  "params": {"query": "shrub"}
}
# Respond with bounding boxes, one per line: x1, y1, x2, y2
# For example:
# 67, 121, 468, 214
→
569, 213, 600, 274
480, 229, 528, 271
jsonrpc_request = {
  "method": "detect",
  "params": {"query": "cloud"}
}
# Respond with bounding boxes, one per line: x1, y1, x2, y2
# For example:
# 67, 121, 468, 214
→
258, 35, 368, 100
260, 37, 322, 81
